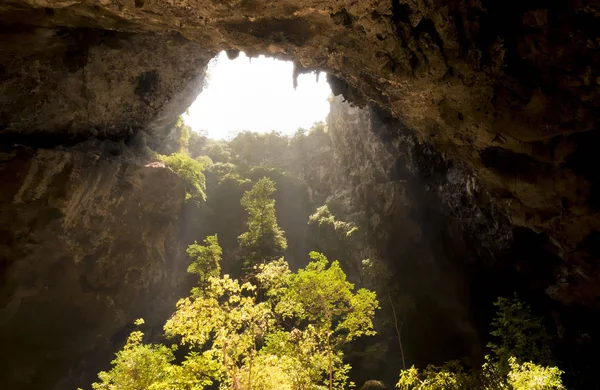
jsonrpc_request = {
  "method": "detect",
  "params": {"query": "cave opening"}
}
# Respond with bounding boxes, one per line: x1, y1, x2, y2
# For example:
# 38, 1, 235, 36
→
182, 50, 332, 140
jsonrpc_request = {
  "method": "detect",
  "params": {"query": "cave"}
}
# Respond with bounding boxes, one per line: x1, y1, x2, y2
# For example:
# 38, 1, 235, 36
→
1, 1, 600, 389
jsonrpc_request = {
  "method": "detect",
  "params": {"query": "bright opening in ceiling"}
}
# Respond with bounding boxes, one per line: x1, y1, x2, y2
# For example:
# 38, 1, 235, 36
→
183, 51, 332, 140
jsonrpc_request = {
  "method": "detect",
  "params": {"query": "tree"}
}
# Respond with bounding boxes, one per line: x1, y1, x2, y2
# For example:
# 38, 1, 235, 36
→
488, 294, 553, 369
202, 139, 232, 163
186, 234, 222, 286
179, 124, 192, 154
165, 252, 378, 390
91, 319, 216, 390
395, 359, 564, 390
159, 152, 209, 202
91, 253, 379, 390
228, 131, 290, 169
165, 274, 275, 390
396, 361, 475, 390
277, 251, 379, 390
238, 177, 287, 269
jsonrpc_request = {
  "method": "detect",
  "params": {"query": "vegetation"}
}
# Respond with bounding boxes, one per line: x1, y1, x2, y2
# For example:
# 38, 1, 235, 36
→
178, 119, 192, 154
396, 295, 564, 390
238, 177, 288, 269
487, 294, 554, 369
107, 123, 570, 390
158, 152, 209, 201
309, 205, 358, 238
92, 255, 377, 390
153, 116, 211, 202
278, 251, 379, 389
506, 357, 564, 390
91, 178, 379, 390
186, 234, 222, 285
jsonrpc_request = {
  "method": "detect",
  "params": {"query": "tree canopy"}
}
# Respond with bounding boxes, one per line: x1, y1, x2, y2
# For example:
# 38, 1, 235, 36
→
92, 251, 379, 390
186, 234, 222, 285
238, 177, 288, 269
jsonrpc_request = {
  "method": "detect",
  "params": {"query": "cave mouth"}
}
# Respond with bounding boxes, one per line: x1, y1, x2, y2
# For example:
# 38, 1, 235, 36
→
183, 51, 332, 140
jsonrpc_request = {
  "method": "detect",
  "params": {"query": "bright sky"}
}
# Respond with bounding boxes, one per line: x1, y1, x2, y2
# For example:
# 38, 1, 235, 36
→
183, 51, 332, 139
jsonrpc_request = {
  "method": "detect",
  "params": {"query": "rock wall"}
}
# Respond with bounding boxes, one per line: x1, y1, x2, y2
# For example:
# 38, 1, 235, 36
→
314, 97, 505, 380
323, 97, 599, 388
2, 1, 600, 288
0, 142, 190, 390
0, 25, 211, 144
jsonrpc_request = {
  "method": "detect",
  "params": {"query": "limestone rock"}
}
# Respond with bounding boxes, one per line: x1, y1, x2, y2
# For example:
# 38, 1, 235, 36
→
0, 143, 189, 390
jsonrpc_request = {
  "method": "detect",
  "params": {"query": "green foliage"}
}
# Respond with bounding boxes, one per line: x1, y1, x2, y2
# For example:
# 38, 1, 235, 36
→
238, 177, 287, 268
308, 205, 385, 292
186, 235, 222, 285
507, 357, 564, 390
278, 251, 379, 389
92, 320, 216, 390
309, 205, 358, 237
158, 152, 209, 202
92, 127, 384, 389
279, 252, 378, 342
195, 155, 213, 167
92, 246, 378, 390
396, 361, 474, 390
396, 358, 564, 390
360, 258, 390, 291
396, 295, 563, 390
93, 342, 175, 390
165, 273, 275, 388
488, 294, 553, 368
228, 131, 290, 169
201, 139, 232, 163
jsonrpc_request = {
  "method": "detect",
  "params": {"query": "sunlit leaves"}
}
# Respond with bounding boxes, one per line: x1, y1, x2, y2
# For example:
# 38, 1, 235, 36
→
309, 205, 358, 237
507, 357, 564, 390
159, 152, 209, 201
92, 174, 378, 390
396, 295, 564, 390
186, 235, 222, 285
276, 251, 379, 388
396, 362, 472, 390
92, 323, 178, 390
280, 251, 378, 342
164, 272, 275, 388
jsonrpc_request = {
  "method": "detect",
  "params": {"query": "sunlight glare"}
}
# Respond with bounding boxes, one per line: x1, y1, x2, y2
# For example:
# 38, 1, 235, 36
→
183, 51, 331, 140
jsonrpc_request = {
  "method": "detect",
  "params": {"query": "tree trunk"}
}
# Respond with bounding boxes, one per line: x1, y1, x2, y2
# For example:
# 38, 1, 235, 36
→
328, 333, 333, 390
389, 292, 406, 370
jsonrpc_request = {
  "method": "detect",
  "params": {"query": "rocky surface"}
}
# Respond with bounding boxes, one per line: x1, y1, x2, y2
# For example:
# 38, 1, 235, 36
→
1, 0, 599, 305
0, 142, 190, 390
0, 25, 211, 144
323, 97, 600, 387
319, 97, 502, 380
